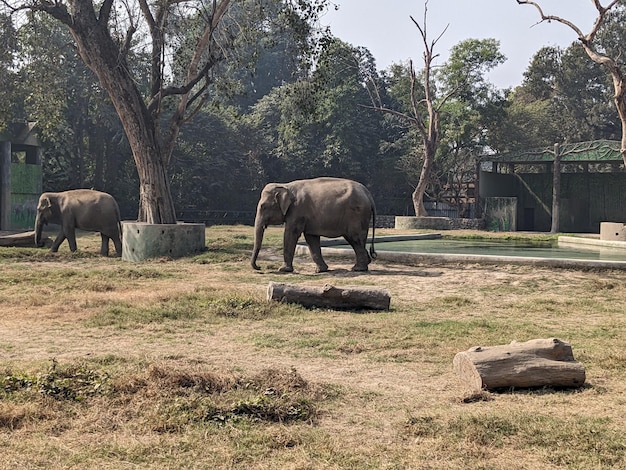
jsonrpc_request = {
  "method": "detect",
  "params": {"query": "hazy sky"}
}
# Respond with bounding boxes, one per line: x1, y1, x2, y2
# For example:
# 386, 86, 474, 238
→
321, 0, 599, 89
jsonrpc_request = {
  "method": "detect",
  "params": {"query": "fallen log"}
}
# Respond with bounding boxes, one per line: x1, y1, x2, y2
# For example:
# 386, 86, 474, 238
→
267, 282, 390, 311
453, 338, 585, 391
0, 231, 50, 248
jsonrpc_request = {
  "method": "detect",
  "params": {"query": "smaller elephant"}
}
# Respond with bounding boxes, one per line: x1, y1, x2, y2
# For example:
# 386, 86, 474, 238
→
34, 189, 123, 257
251, 177, 377, 273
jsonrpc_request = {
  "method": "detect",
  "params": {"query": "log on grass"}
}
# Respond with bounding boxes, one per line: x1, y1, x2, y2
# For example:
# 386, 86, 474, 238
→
267, 282, 390, 311
0, 231, 49, 248
453, 338, 585, 391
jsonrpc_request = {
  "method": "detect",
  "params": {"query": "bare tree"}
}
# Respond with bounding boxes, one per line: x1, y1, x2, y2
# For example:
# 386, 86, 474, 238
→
517, 0, 626, 165
367, 3, 454, 216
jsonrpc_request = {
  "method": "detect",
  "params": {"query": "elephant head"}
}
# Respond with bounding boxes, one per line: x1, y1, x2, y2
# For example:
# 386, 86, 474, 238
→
251, 184, 293, 270
34, 195, 54, 247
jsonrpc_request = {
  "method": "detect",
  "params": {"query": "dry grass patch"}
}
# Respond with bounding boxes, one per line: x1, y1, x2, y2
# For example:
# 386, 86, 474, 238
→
2, 226, 626, 468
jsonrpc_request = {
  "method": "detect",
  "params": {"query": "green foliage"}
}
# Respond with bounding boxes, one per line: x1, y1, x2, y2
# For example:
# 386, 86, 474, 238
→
12, 13, 136, 212
5, 0, 625, 221
0, 13, 20, 131
144, 366, 322, 431
1, 360, 111, 401
380, 38, 507, 212
497, 12, 625, 153
244, 37, 404, 208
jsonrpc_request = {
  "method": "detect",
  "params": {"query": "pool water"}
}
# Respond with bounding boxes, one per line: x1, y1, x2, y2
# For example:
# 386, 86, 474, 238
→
372, 238, 626, 262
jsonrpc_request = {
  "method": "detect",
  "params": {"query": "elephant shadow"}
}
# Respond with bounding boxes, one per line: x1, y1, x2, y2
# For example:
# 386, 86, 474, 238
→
266, 266, 443, 279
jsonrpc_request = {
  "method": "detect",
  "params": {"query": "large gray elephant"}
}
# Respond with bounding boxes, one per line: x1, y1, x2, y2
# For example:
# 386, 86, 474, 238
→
251, 177, 377, 273
34, 189, 122, 257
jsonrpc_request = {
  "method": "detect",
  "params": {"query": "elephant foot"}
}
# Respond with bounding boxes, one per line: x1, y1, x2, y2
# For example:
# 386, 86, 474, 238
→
351, 265, 369, 272
279, 265, 294, 273
315, 264, 329, 273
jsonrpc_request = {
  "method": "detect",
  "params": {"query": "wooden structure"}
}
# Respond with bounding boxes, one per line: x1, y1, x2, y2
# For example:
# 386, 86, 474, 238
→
0, 122, 42, 230
267, 282, 391, 311
453, 338, 586, 391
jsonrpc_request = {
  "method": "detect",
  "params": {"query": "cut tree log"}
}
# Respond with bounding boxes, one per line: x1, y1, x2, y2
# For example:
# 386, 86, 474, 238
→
0, 231, 50, 248
267, 282, 390, 311
453, 338, 585, 391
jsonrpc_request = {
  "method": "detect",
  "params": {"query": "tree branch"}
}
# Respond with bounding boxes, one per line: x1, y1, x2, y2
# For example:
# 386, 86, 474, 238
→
98, 0, 114, 24
518, 0, 626, 160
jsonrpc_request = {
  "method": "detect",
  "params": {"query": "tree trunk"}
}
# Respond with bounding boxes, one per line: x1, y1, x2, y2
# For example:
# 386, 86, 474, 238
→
267, 282, 391, 311
453, 338, 586, 392
615, 81, 626, 165
412, 146, 434, 217
62, 4, 177, 224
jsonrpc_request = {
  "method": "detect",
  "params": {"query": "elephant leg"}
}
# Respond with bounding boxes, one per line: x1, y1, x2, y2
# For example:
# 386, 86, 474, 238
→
50, 232, 66, 252
113, 236, 122, 257
100, 234, 110, 256
304, 233, 328, 273
102, 227, 123, 257
344, 235, 370, 272
65, 226, 78, 252
279, 227, 301, 272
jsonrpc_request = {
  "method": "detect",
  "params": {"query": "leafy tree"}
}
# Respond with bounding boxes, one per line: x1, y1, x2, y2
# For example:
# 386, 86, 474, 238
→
170, 106, 263, 213
0, 13, 20, 132
15, 14, 132, 200
245, 38, 390, 192
369, 13, 505, 216
434, 38, 505, 213
498, 40, 618, 152
1, 0, 328, 223
517, 0, 626, 163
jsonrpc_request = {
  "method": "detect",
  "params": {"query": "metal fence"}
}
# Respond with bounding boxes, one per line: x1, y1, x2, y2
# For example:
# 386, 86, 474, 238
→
177, 204, 477, 227
177, 209, 256, 226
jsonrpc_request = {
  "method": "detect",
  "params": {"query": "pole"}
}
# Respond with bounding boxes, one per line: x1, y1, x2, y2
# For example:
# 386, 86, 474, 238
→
550, 143, 561, 234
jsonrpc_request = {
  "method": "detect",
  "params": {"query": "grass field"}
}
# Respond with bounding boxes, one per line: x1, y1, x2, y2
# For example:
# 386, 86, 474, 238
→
1, 225, 626, 469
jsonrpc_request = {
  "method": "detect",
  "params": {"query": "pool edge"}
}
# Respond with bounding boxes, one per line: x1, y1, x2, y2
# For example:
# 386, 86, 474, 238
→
295, 235, 626, 270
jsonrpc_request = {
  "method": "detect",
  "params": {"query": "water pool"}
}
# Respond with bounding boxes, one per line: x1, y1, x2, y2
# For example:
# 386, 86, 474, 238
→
373, 237, 626, 262
311, 234, 626, 269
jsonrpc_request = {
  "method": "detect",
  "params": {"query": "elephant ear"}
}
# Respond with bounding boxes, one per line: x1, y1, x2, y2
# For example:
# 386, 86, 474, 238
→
38, 196, 52, 211
275, 187, 293, 216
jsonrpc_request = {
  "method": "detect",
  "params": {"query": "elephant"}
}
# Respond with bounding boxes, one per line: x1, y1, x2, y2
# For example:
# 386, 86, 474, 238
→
251, 177, 377, 273
34, 189, 123, 257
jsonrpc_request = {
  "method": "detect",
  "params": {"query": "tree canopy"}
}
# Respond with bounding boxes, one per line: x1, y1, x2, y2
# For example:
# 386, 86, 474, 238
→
1, 1, 625, 222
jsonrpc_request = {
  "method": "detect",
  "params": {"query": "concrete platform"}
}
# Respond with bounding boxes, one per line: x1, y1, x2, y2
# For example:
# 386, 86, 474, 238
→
122, 222, 206, 261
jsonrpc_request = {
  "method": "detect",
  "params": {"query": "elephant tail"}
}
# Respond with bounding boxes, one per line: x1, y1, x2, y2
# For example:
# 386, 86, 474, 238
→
369, 204, 377, 261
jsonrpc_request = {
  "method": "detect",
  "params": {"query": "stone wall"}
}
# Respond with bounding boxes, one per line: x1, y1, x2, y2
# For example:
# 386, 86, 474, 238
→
395, 216, 485, 231
376, 215, 396, 229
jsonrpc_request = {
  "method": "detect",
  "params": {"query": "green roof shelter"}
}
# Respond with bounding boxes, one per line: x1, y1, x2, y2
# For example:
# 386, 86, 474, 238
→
480, 140, 625, 233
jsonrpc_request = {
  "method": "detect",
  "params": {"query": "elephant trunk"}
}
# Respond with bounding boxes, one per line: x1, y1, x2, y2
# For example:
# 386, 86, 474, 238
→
251, 218, 265, 270
34, 213, 44, 247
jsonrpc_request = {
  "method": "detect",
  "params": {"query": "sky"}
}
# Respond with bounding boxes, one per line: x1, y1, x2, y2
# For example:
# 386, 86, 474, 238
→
321, 0, 600, 89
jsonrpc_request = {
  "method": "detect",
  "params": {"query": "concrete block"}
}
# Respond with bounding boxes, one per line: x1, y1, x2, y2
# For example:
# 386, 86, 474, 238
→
600, 222, 626, 241
395, 216, 452, 230
122, 222, 206, 261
